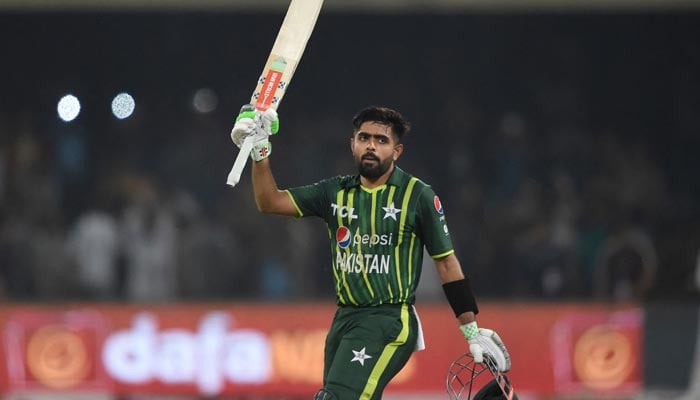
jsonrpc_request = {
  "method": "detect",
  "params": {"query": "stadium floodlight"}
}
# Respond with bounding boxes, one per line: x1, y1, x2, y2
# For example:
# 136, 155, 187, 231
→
57, 94, 81, 122
111, 92, 136, 120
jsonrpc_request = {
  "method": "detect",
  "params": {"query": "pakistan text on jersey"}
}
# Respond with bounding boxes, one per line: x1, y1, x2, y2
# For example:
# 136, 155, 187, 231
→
335, 253, 391, 274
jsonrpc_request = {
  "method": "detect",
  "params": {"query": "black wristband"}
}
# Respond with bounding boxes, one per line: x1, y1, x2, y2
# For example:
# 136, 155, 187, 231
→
442, 277, 479, 317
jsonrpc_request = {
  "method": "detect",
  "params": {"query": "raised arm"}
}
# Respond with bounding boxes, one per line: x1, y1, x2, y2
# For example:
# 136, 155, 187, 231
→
230, 107, 298, 216
251, 158, 298, 216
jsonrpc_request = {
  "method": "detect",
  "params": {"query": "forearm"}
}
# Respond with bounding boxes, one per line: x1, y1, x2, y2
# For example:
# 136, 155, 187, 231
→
435, 256, 510, 371
251, 158, 298, 216
252, 158, 280, 212
435, 253, 478, 324
231, 107, 296, 215
435, 253, 466, 284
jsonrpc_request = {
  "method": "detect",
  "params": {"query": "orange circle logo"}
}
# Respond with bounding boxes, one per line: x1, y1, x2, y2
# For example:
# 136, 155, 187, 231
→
573, 326, 634, 390
25, 325, 91, 389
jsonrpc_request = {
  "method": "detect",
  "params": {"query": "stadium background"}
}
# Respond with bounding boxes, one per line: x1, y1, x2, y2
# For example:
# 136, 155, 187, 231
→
1, 0, 699, 399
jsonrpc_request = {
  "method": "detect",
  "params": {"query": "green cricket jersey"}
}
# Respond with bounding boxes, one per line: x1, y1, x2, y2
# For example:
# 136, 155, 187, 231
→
286, 166, 455, 306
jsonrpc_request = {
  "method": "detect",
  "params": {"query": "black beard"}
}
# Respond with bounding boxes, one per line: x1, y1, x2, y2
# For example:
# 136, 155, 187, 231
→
357, 155, 392, 179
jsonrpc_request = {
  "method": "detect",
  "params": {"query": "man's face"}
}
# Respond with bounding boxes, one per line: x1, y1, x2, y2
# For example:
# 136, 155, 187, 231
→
351, 121, 403, 179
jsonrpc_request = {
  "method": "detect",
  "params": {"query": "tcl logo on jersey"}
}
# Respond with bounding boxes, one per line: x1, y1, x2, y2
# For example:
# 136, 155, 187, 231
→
336, 227, 352, 248
331, 203, 358, 220
434, 196, 444, 214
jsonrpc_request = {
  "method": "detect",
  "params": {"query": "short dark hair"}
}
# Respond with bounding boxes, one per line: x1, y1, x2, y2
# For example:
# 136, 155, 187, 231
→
352, 106, 411, 142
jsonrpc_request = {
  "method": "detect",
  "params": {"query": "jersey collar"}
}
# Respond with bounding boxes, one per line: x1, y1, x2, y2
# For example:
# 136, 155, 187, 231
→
343, 165, 408, 189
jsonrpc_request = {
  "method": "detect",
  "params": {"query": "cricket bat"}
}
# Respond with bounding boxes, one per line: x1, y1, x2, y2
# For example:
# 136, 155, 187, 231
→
226, 0, 324, 187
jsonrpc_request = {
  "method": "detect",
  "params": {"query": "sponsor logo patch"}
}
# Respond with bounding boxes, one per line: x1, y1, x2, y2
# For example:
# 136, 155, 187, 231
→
331, 203, 358, 220
336, 226, 351, 248
434, 195, 444, 214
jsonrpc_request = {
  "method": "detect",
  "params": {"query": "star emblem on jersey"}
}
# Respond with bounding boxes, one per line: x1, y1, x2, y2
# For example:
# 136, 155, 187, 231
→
351, 347, 373, 366
382, 202, 402, 221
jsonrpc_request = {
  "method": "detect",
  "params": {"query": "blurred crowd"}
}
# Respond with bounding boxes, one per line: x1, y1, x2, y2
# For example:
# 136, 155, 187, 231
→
0, 13, 699, 304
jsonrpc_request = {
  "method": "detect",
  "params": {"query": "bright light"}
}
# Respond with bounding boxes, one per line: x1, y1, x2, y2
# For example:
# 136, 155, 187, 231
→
111, 92, 136, 120
193, 88, 218, 113
57, 94, 81, 122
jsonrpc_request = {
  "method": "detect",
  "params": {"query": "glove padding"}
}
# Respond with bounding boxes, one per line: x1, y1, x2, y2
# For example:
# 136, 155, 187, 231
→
460, 322, 511, 372
230, 106, 279, 161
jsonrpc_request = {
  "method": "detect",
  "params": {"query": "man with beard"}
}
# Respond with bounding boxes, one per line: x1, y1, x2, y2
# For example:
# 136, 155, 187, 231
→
231, 106, 510, 400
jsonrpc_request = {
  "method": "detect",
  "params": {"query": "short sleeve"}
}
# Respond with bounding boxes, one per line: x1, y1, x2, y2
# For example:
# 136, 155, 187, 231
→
416, 186, 455, 258
286, 178, 334, 218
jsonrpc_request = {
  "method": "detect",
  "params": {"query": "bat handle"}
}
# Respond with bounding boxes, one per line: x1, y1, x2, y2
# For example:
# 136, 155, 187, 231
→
240, 103, 256, 113
226, 136, 255, 187
226, 104, 259, 187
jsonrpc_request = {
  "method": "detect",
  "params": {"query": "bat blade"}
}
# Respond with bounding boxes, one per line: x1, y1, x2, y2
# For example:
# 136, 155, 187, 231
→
227, 0, 324, 187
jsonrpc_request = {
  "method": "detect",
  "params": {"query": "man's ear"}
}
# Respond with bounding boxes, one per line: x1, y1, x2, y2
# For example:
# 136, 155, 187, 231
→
350, 136, 355, 155
393, 143, 404, 161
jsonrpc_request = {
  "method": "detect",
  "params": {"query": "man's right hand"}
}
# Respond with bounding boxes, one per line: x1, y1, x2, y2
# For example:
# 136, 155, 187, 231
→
230, 106, 280, 161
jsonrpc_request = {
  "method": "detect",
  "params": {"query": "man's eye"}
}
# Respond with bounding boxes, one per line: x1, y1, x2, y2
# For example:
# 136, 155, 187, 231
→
358, 134, 369, 141
378, 137, 388, 144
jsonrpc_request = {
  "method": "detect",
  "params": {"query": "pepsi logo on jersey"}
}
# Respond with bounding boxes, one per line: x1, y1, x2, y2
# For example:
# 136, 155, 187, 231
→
336, 226, 352, 248
336, 226, 393, 249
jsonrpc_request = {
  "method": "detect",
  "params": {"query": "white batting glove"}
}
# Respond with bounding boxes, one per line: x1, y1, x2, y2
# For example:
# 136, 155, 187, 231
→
259, 108, 279, 135
230, 117, 257, 149
230, 107, 279, 161
250, 108, 278, 161
460, 322, 511, 372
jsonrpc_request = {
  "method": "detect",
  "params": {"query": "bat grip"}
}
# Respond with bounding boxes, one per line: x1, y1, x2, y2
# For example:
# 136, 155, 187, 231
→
226, 136, 255, 187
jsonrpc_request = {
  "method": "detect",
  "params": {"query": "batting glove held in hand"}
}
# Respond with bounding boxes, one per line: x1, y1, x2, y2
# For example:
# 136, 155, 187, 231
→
460, 322, 512, 372
230, 106, 280, 161
230, 110, 257, 149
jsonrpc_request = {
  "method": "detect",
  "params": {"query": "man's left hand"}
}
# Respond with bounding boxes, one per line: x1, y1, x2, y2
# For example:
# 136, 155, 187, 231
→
460, 322, 511, 372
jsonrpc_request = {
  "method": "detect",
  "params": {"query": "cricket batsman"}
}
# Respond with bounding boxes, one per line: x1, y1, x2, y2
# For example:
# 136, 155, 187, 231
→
231, 105, 511, 399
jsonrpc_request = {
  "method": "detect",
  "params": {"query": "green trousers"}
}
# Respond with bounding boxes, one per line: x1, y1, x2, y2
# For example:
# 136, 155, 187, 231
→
321, 303, 419, 400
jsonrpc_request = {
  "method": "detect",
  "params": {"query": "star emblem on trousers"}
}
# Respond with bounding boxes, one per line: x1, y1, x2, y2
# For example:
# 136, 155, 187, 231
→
382, 202, 402, 220
351, 347, 373, 366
